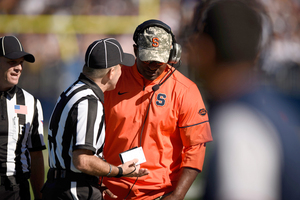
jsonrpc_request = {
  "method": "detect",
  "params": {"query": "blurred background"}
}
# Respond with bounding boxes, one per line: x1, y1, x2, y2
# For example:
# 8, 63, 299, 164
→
0, 0, 299, 199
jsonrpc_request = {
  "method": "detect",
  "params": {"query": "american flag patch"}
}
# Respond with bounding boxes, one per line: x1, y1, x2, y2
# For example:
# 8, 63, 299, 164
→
15, 105, 27, 115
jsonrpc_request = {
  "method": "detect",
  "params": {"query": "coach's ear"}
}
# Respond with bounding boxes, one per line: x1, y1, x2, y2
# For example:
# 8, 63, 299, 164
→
133, 44, 138, 57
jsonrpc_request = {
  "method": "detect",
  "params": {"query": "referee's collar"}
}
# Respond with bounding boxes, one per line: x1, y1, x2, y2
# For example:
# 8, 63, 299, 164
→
0, 85, 18, 99
78, 73, 104, 102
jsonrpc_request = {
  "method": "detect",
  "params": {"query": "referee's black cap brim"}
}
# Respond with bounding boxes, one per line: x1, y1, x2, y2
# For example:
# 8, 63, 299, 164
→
120, 53, 135, 66
4, 52, 35, 63
0, 35, 35, 63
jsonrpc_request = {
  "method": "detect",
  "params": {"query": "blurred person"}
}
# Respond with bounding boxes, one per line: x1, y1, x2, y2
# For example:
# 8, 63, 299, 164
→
271, 60, 300, 133
42, 38, 149, 200
188, 0, 300, 199
0, 35, 45, 200
102, 19, 212, 200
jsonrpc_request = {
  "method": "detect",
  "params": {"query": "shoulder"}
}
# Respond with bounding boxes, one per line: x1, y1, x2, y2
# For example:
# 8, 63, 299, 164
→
171, 69, 199, 92
120, 65, 134, 78
212, 102, 279, 141
212, 102, 282, 155
121, 64, 132, 71
17, 86, 39, 101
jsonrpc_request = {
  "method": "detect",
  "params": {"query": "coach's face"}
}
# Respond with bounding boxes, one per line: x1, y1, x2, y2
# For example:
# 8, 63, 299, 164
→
0, 56, 24, 91
134, 45, 167, 81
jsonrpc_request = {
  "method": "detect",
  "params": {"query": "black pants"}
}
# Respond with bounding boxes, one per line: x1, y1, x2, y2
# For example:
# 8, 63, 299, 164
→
42, 179, 102, 200
0, 179, 30, 200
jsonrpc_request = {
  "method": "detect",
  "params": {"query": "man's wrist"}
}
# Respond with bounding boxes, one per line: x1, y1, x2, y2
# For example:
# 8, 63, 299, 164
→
106, 164, 112, 177
115, 167, 123, 178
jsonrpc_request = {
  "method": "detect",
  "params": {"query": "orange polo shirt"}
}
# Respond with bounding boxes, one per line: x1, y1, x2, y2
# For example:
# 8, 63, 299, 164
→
103, 63, 212, 200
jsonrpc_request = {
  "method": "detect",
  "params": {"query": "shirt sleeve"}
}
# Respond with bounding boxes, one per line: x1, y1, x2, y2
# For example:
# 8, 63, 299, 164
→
181, 143, 207, 172
178, 83, 213, 170
72, 97, 105, 154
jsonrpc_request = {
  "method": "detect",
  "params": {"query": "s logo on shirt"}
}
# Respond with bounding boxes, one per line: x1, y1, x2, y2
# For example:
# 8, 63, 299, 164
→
156, 93, 166, 106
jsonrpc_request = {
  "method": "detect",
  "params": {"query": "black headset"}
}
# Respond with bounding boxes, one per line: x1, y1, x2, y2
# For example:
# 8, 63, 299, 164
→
133, 19, 182, 64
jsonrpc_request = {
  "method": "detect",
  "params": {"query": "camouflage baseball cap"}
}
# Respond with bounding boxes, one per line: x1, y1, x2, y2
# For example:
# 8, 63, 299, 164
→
137, 26, 172, 63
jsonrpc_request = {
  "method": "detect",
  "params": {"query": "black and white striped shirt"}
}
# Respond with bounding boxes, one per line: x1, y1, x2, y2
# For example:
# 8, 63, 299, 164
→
0, 85, 45, 176
48, 73, 105, 173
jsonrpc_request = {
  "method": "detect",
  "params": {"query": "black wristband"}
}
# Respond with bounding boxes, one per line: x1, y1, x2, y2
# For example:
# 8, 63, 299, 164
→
115, 167, 123, 178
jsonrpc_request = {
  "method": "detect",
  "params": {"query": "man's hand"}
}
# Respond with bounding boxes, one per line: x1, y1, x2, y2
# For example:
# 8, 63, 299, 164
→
161, 167, 199, 200
120, 158, 149, 177
98, 183, 118, 199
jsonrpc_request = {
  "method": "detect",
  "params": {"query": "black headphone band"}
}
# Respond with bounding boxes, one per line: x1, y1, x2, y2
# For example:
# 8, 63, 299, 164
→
133, 19, 176, 44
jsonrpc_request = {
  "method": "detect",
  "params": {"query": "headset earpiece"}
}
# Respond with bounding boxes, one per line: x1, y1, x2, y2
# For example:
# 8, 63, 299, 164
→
133, 19, 182, 64
169, 43, 182, 64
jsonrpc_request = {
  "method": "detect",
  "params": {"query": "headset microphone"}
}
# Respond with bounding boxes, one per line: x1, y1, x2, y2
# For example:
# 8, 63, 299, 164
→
151, 60, 181, 92
152, 84, 160, 92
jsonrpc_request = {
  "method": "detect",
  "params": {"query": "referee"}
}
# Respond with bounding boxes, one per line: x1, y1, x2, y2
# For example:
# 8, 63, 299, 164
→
0, 35, 46, 200
42, 38, 149, 200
